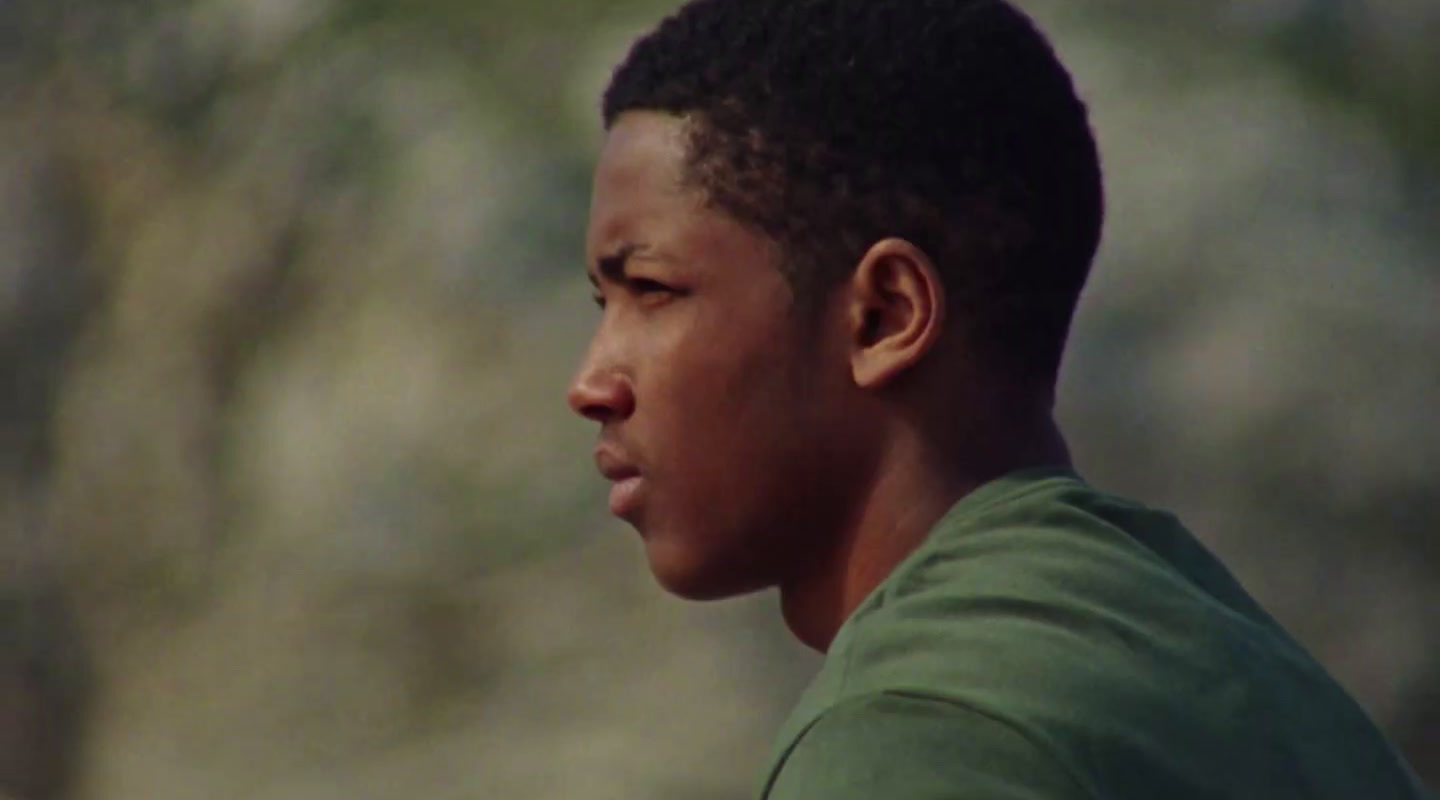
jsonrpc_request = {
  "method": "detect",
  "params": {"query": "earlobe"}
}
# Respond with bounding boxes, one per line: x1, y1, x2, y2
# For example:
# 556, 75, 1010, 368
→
848, 238, 947, 389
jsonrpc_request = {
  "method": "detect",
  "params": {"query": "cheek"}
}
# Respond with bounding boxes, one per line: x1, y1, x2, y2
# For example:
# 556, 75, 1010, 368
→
648, 313, 827, 490
632, 306, 863, 593
655, 307, 794, 416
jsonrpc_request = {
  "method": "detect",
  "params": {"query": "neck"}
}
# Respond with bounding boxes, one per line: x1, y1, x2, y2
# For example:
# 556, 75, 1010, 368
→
777, 412, 1070, 652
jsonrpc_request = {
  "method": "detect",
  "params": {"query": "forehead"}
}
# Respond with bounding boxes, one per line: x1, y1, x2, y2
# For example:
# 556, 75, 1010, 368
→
586, 112, 793, 304
587, 112, 692, 255
587, 112, 786, 284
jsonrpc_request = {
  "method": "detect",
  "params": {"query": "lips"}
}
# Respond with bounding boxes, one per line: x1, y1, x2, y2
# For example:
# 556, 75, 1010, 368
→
594, 446, 639, 482
594, 445, 644, 518
608, 475, 644, 517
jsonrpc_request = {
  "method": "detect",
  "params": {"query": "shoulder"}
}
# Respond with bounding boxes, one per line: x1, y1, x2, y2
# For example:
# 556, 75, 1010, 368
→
759, 479, 1248, 794
825, 498, 1200, 715
761, 692, 1091, 800
830, 474, 1249, 708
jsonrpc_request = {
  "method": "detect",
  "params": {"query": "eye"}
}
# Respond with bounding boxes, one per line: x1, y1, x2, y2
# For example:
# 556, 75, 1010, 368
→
626, 277, 687, 309
629, 277, 672, 295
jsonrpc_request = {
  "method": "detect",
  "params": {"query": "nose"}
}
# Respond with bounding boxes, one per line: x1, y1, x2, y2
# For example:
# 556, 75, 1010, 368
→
567, 347, 635, 424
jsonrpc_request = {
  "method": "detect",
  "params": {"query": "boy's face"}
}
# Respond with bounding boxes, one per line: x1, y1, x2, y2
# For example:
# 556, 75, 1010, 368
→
569, 111, 873, 600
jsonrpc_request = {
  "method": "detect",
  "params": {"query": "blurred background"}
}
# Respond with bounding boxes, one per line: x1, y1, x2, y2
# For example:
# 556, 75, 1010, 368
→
0, 0, 1436, 797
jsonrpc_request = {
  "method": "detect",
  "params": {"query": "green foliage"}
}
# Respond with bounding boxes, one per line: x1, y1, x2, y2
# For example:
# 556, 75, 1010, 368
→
0, 1, 1436, 797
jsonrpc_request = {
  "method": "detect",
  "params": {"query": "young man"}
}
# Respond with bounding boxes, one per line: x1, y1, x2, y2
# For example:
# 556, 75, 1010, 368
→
567, 0, 1435, 797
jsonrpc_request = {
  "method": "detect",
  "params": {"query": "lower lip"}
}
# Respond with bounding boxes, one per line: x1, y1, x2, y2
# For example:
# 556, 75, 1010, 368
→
609, 476, 644, 517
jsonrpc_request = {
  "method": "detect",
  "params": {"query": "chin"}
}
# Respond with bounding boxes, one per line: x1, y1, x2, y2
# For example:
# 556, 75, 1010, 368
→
643, 537, 772, 601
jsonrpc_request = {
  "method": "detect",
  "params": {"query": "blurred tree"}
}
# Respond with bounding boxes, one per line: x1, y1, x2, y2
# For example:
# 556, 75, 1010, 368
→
0, 0, 1434, 797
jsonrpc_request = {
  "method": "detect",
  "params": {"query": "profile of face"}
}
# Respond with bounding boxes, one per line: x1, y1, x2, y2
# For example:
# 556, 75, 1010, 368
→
567, 112, 879, 601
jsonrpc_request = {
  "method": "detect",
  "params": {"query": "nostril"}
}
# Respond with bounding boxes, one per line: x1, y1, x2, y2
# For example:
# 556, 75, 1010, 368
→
578, 400, 613, 423
567, 374, 634, 422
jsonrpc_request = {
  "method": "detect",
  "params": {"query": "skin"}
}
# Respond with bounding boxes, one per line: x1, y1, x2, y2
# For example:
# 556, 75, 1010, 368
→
568, 111, 1071, 651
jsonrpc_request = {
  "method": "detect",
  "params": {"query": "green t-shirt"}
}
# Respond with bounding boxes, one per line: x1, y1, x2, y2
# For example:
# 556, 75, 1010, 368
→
759, 468, 1433, 799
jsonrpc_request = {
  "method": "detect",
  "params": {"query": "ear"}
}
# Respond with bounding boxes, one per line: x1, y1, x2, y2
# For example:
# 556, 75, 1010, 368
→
846, 238, 947, 389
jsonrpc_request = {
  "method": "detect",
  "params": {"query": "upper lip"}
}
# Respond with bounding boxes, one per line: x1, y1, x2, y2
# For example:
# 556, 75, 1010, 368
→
594, 444, 641, 482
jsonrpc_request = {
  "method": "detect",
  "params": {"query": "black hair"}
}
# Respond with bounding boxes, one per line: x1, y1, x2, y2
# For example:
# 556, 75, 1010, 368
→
602, 0, 1104, 384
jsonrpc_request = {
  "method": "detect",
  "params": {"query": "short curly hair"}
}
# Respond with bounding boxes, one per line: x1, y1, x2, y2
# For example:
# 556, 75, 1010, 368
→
603, 0, 1103, 384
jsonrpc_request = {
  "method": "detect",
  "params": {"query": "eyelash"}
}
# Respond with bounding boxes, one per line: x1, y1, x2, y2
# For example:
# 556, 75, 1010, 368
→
592, 279, 679, 310
630, 278, 671, 295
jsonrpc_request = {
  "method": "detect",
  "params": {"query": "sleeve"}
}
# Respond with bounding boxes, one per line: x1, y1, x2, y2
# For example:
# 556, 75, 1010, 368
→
762, 693, 1089, 800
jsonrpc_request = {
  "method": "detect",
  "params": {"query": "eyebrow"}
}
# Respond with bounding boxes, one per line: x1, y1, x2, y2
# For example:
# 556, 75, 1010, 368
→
588, 243, 643, 287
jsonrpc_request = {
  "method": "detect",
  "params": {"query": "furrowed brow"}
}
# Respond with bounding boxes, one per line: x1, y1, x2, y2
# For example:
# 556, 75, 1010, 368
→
590, 243, 642, 286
